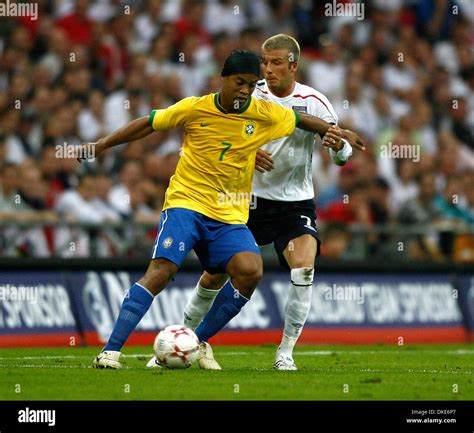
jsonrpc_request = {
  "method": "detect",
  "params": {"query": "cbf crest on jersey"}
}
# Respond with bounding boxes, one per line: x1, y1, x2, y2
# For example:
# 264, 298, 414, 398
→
242, 120, 257, 139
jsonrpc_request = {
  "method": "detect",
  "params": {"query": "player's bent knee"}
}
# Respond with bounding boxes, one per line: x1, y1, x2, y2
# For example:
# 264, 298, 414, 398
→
200, 272, 228, 290
226, 252, 263, 291
234, 263, 263, 287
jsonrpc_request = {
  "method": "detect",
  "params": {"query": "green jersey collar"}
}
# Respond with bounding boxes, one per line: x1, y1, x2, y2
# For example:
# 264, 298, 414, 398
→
214, 93, 251, 114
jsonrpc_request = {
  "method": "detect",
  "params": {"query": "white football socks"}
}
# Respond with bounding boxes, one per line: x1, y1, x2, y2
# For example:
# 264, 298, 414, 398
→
279, 267, 314, 356
183, 280, 220, 330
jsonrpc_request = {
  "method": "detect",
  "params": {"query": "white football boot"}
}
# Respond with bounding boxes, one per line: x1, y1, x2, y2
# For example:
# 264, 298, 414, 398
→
197, 342, 222, 370
92, 350, 122, 369
274, 350, 297, 371
146, 355, 163, 368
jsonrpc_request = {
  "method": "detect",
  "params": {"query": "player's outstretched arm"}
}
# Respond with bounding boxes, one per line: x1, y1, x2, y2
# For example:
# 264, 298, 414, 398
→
341, 129, 365, 151
297, 112, 333, 136
77, 116, 154, 162
297, 113, 365, 151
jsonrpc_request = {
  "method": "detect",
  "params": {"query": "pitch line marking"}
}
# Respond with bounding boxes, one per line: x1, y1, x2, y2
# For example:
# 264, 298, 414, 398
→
0, 364, 130, 369
0, 364, 471, 374
0, 349, 472, 361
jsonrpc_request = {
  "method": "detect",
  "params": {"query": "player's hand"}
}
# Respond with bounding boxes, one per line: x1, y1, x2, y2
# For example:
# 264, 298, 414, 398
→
322, 125, 344, 152
342, 129, 365, 151
255, 149, 274, 173
76, 142, 100, 163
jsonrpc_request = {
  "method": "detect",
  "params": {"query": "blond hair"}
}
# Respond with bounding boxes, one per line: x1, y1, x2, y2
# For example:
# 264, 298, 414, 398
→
262, 34, 300, 63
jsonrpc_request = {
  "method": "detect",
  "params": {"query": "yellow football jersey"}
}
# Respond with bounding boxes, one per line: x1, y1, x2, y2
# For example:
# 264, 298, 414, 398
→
149, 93, 298, 224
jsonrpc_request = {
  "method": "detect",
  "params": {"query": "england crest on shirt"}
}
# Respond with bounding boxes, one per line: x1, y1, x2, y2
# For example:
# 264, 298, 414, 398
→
291, 105, 307, 112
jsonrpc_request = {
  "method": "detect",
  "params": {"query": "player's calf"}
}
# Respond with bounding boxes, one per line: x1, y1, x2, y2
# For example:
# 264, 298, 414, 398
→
194, 252, 262, 344
93, 260, 178, 369
275, 267, 314, 370
183, 273, 227, 330
139, 259, 178, 295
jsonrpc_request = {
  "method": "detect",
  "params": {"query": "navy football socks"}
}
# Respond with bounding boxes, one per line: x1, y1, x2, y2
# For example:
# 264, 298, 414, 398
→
195, 280, 249, 342
104, 283, 154, 351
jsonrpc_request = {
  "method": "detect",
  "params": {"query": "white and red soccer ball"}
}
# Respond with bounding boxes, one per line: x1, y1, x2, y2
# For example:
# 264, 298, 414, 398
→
153, 325, 200, 369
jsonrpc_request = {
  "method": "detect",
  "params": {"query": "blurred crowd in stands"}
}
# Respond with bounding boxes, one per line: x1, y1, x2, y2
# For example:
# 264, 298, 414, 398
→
0, 0, 473, 262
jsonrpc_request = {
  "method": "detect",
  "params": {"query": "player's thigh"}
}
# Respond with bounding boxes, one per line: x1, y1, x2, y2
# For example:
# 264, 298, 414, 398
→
246, 217, 276, 246
282, 234, 318, 269
274, 203, 321, 270
151, 208, 199, 267
200, 223, 261, 276
247, 197, 283, 246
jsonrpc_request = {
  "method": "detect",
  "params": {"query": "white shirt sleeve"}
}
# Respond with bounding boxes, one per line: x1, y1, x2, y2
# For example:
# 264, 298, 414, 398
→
308, 90, 353, 165
310, 92, 338, 126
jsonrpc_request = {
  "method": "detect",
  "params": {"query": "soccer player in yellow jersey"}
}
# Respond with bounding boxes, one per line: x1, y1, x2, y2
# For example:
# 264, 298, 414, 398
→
86, 50, 362, 369
171, 35, 364, 371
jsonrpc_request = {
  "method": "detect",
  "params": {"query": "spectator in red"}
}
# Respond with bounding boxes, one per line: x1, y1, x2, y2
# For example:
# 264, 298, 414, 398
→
174, 0, 210, 48
39, 144, 65, 209
319, 181, 374, 226
316, 161, 358, 211
16, 0, 49, 39
92, 16, 133, 91
56, 0, 94, 46
320, 223, 351, 260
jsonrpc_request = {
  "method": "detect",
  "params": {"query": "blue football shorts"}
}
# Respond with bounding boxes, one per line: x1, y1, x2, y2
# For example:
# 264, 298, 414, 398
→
151, 208, 260, 274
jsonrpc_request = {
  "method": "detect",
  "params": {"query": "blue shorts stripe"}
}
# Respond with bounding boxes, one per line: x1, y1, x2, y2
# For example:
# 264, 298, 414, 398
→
152, 209, 168, 258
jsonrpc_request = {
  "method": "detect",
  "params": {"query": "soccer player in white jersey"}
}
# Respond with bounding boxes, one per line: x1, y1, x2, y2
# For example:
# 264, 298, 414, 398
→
147, 35, 361, 371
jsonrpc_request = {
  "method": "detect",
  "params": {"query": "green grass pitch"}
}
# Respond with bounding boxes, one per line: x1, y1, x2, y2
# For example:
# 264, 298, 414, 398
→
0, 344, 472, 400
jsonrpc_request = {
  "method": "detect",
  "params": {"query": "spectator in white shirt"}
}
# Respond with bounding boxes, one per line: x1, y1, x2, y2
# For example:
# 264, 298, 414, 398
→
308, 41, 346, 102
108, 160, 142, 218
55, 174, 116, 256
389, 159, 419, 214
78, 90, 108, 143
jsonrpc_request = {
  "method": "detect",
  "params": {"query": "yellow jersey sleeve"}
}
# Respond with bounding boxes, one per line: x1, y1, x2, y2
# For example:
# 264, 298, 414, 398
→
149, 97, 198, 130
268, 104, 298, 142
